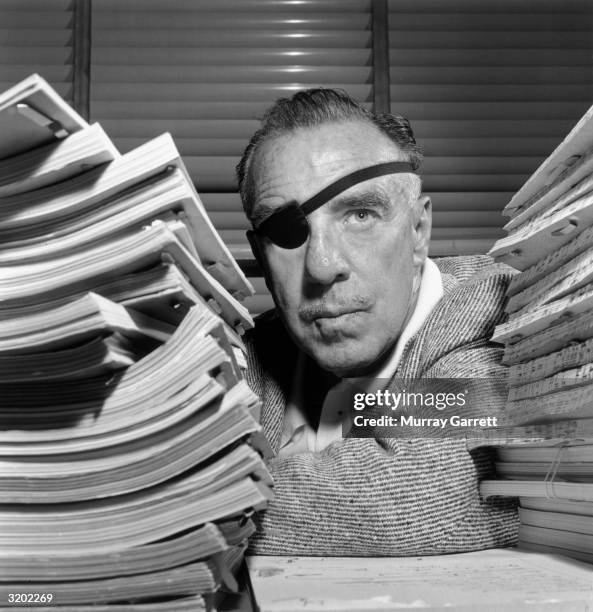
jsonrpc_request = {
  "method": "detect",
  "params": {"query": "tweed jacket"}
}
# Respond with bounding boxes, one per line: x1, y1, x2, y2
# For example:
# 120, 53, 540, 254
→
245, 255, 519, 555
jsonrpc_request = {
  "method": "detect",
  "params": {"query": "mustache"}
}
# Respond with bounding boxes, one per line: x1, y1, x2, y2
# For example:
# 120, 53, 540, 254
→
299, 296, 372, 323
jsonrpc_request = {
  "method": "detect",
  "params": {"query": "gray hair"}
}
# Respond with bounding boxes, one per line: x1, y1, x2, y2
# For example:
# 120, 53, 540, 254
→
236, 88, 423, 220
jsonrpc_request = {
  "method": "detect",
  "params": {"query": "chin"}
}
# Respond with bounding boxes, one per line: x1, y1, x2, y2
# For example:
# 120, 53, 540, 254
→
307, 342, 382, 378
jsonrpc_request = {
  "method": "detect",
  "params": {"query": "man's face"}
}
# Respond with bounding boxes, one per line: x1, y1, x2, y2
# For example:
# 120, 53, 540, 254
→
251, 120, 431, 377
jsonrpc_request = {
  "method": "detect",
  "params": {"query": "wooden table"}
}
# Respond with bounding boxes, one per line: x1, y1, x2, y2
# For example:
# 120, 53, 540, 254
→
247, 548, 593, 611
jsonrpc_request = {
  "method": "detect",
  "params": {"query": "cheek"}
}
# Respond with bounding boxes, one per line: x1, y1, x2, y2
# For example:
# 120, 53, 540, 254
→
364, 222, 413, 269
368, 231, 416, 305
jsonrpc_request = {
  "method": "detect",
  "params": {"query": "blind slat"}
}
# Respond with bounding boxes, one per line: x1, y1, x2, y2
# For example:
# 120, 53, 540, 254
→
0, 82, 71, 97
427, 193, 514, 211
91, 48, 371, 66
387, 0, 593, 13
419, 139, 559, 157
0, 66, 73, 81
92, 65, 372, 83
386, 30, 592, 47
0, 48, 74, 63
389, 66, 593, 84
420, 175, 531, 191
0, 30, 72, 45
0, 12, 73, 28
91, 83, 373, 102
0, 0, 71, 8
90, 83, 591, 104
388, 119, 575, 137
94, 82, 590, 104
388, 101, 591, 119
92, 13, 371, 30
92, 65, 591, 85
91, 100, 579, 120
389, 49, 593, 65
92, 31, 372, 48
389, 84, 593, 101
111, 138, 247, 156
92, 100, 372, 120
95, 0, 372, 12
386, 13, 593, 29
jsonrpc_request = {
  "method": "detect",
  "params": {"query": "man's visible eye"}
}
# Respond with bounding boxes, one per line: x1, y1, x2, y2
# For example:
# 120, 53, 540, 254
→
346, 209, 376, 226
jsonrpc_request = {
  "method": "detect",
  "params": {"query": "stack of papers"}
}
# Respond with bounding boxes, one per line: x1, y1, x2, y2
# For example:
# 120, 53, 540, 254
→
482, 102, 593, 565
0, 75, 271, 610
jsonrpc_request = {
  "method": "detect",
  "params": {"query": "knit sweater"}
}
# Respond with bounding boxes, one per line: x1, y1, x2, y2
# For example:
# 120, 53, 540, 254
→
245, 255, 519, 555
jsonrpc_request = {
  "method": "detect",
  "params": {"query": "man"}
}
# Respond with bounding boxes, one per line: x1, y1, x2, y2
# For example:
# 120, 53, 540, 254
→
237, 89, 518, 555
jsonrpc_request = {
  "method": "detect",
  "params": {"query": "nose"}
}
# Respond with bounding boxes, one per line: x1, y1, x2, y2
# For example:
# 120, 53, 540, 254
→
303, 216, 350, 286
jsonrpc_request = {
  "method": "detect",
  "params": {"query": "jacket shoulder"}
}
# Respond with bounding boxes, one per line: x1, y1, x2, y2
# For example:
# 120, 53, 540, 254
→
400, 255, 515, 376
434, 254, 517, 286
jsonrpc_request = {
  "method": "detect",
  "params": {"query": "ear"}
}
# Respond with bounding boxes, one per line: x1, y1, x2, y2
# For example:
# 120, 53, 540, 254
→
411, 195, 432, 268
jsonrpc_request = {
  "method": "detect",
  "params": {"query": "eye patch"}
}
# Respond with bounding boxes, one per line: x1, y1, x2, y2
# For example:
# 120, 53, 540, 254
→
254, 161, 416, 248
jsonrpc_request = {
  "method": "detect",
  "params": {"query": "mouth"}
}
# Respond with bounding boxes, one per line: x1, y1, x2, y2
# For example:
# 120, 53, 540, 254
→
315, 310, 360, 320
300, 307, 367, 324
310, 311, 367, 341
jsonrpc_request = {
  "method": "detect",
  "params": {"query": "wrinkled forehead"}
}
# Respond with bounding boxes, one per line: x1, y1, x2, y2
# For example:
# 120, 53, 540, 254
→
251, 121, 408, 211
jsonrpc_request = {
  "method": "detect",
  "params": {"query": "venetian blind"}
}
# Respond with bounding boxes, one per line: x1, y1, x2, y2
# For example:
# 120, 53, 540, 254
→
0, 0, 74, 102
388, 0, 593, 256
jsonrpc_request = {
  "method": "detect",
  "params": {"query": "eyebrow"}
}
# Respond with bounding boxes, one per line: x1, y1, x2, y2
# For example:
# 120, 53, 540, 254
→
329, 189, 392, 212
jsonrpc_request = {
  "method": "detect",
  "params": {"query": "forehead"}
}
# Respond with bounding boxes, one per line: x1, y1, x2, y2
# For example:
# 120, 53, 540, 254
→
251, 120, 405, 210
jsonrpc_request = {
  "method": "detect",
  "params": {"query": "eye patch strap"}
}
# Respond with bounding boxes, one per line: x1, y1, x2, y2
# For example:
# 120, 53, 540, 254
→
300, 161, 416, 216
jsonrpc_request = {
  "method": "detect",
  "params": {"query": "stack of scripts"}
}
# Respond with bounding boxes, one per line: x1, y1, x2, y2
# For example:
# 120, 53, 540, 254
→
0, 74, 272, 610
482, 103, 593, 564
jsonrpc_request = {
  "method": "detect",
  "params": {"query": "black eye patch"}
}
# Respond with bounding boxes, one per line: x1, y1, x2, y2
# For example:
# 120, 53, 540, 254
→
254, 161, 416, 249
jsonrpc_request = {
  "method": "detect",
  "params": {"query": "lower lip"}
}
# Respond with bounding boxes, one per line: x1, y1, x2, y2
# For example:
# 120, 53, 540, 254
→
312, 312, 364, 334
